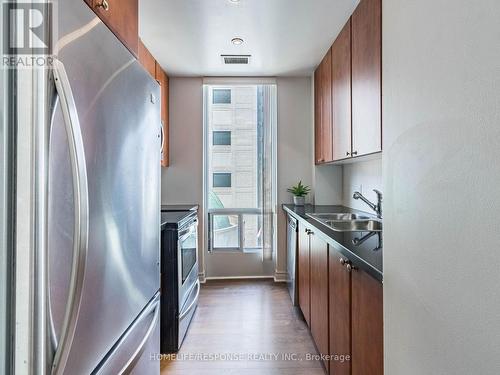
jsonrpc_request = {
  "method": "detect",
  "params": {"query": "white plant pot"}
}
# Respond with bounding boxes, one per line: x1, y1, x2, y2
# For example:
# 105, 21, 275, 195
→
293, 196, 305, 206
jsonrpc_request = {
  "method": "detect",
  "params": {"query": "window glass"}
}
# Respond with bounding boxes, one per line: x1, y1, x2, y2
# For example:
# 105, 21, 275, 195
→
213, 89, 231, 104
212, 215, 239, 249
213, 173, 232, 188
213, 131, 231, 146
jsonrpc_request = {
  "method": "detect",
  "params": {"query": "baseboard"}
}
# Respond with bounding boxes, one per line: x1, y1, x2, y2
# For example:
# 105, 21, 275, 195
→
205, 275, 274, 281
198, 271, 206, 283
274, 271, 288, 283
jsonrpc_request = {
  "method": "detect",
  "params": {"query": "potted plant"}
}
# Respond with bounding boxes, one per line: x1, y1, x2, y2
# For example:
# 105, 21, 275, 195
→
287, 181, 311, 206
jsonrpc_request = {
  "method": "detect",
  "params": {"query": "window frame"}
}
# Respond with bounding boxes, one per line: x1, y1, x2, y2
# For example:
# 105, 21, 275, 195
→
208, 208, 263, 253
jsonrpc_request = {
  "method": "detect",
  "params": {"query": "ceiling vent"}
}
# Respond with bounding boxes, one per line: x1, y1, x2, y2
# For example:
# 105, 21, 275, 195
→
221, 55, 251, 65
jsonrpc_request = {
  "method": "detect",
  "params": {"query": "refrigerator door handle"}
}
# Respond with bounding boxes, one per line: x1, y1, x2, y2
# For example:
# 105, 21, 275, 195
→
50, 59, 90, 375
160, 121, 165, 153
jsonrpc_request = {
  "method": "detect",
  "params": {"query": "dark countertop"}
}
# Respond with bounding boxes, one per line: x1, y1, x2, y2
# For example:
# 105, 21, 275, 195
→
161, 210, 197, 229
283, 204, 383, 282
161, 204, 199, 212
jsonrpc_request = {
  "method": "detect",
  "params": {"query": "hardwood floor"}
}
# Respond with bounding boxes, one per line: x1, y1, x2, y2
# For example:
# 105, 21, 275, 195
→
161, 279, 324, 375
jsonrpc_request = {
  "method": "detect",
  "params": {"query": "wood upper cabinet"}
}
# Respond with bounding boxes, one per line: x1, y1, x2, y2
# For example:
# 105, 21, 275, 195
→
352, 267, 383, 375
309, 232, 329, 370
138, 40, 156, 80
90, 0, 139, 57
314, 69, 322, 164
329, 250, 352, 375
314, 0, 382, 162
331, 20, 352, 161
155, 62, 170, 167
351, 0, 382, 156
298, 223, 311, 326
314, 49, 333, 164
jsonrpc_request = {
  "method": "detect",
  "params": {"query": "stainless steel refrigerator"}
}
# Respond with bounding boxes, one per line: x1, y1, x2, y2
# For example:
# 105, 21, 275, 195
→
45, 0, 161, 373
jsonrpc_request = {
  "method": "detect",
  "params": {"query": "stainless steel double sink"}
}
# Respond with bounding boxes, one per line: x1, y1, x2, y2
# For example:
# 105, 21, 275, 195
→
306, 213, 382, 232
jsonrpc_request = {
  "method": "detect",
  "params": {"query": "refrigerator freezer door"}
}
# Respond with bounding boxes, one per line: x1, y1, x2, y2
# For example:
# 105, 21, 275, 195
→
93, 294, 160, 375
48, 0, 161, 373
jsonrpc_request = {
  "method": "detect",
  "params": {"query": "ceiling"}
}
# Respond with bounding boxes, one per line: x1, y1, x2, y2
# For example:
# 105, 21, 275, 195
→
139, 0, 359, 77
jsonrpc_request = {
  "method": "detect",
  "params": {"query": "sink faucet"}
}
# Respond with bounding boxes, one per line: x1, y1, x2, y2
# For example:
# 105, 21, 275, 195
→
353, 189, 382, 218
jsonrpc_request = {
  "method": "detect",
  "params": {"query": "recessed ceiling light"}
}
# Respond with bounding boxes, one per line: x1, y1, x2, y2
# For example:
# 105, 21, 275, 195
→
229, 0, 240, 3
231, 37, 244, 45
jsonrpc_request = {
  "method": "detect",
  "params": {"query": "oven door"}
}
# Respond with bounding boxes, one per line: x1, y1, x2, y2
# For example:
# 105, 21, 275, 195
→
178, 219, 198, 310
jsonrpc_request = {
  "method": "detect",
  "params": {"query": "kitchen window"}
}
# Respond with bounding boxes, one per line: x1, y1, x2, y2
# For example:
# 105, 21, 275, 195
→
213, 131, 231, 146
204, 83, 277, 258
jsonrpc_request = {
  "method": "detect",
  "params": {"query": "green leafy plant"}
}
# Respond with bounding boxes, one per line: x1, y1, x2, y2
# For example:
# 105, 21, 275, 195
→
287, 181, 311, 197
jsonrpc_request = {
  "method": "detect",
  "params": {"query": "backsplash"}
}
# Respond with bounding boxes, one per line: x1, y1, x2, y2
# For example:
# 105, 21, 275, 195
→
342, 157, 382, 213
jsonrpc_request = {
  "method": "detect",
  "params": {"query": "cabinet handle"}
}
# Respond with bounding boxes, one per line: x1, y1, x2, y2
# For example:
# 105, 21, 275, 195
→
346, 263, 356, 272
352, 151, 358, 156
346, 151, 350, 156
95, 0, 109, 11
339, 257, 347, 265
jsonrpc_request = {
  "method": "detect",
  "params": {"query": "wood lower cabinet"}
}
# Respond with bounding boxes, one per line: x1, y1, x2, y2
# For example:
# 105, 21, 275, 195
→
352, 267, 383, 375
298, 223, 311, 326
294, 218, 383, 375
90, 0, 139, 57
309, 232, 329, 370
329, 251, 352, 375
331, 20, 352, 161
351, 0, 382, 156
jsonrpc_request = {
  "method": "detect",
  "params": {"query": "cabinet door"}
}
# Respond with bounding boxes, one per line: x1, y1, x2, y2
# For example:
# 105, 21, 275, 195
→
314, 68, 323, 164
329, 251, 351, 375
310, 233, 329, 370
320, 49, 333, 163
91, 0, 139, 57
298, 223, 311, 326
138, 40, 156, 79
331, 20, 352, 161
155, 63, 169, 167
351, 0, 382, 156
314, 50, 333, 164
352, 269, 383, 375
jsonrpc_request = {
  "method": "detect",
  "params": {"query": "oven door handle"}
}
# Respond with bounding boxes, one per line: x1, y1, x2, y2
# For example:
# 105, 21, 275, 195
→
179, 280, 200, 320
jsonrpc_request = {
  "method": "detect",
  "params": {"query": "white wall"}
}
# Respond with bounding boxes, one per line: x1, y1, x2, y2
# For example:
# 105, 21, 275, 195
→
276, 77, 315, 279
162, 78, 204, 205
313, 164, 343, 205
342, 156, 382, 211
161, 77, 205, 277
383, 1, 500, 374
